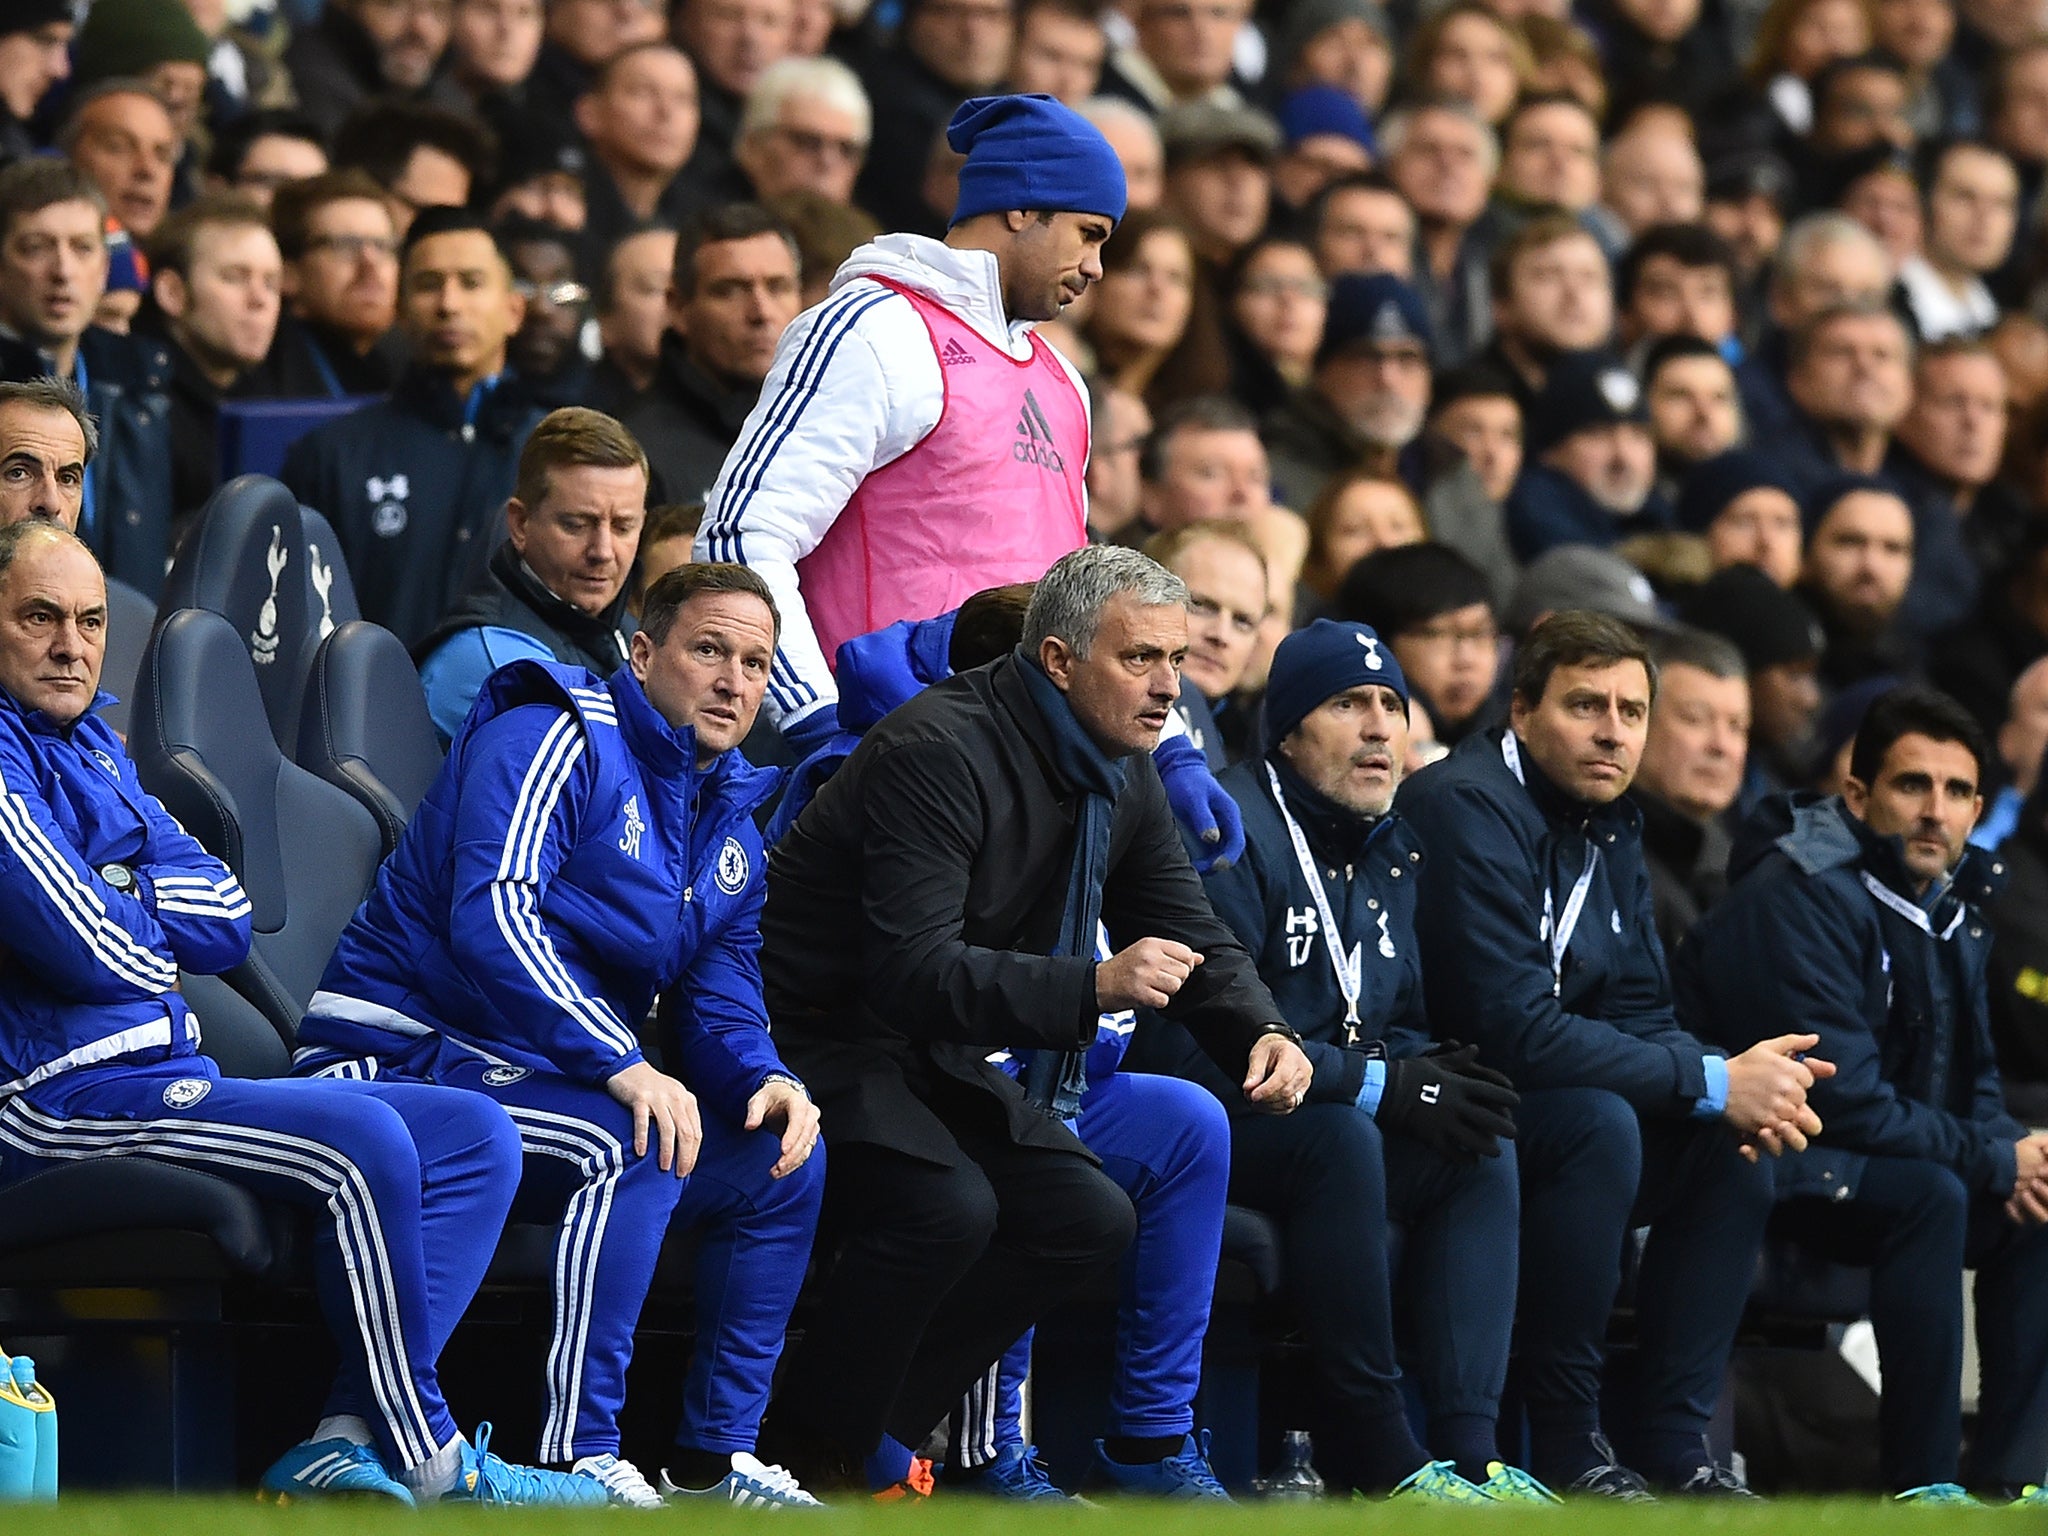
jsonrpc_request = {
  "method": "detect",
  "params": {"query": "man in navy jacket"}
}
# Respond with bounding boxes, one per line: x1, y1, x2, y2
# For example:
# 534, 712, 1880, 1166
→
1132, 619, 1539, 1501
299, 563, 825, 1509
1678, 687, 2048, 1504
1399, 610, 1831, 1497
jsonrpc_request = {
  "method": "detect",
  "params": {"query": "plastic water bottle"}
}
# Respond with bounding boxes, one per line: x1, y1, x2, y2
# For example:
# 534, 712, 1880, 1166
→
1254, 1430, 1325, 1500
9, 1358, 54, 1500
0, 1361, 37, 1500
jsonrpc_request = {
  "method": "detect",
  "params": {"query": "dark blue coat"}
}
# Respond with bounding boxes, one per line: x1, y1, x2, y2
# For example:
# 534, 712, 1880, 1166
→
1503, 462, 1673, 563
280, 367, 546, 646
1129, 756, 1428, 1113
1397, 728, 1718, 1112
1674, 793, 2024, 1202
0, 328, 176, 599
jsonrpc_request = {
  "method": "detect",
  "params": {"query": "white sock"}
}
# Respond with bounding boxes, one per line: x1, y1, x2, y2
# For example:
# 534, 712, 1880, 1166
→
401, 1435, 465, 1502
311, 1415, 374, 1448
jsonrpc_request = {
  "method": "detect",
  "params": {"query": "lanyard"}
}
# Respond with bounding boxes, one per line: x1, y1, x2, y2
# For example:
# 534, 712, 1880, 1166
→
1502, 733, 1600, 997
1265, 760, 1364, 1042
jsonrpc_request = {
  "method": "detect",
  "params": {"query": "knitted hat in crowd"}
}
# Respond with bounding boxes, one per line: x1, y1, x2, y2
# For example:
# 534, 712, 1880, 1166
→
0, 0, 71, 41
1801, 472, 1904, 540
1262, 618, 1412, 754
948, 94, 1128, 227
1677, 564, 1824, 673
1276, 86, 1375, 155
1273, 0, 1392, 74
1506, 545, 1675, 637
1674, 449, 1802, 535
73, 0, 211, 86
1316, 271, 1432, 369
1526, 350, 1648, 455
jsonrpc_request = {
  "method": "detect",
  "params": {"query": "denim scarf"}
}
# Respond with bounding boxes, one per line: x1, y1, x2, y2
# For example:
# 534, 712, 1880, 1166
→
1013, 649, 1129, 1117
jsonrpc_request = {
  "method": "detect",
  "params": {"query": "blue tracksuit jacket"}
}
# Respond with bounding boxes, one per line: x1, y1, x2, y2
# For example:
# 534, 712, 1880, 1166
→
302, 660, 789, 1113
0, 686, 252, 1100
1676, 793, 2025, 1201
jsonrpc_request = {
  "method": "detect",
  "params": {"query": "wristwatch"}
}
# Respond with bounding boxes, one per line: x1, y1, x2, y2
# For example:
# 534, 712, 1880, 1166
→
99, 862, 137, 894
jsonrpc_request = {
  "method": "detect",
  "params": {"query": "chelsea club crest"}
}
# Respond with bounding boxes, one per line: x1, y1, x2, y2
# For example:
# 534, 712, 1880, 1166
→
716, 837, 749, 894
162, 1077, 212, 1108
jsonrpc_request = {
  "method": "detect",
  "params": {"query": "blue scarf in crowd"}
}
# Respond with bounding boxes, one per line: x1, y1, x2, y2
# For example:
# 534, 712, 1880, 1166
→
1013, 649, 1128, 1118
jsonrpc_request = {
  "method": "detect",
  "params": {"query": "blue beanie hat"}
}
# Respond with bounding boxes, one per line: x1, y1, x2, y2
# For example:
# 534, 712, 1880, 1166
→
1674, 449, 1800, 535
1802, 472, 1904, 540
948, 94, 1128, 227
1262, 619, 1411, 755
1277, 86, 1375, 155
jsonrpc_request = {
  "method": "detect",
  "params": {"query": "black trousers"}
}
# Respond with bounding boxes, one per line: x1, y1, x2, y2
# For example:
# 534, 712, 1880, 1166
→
771, 1096, 1136, 1466
1513, 1087, 1776, 1479
1779, 1155, 2048, 1492
1228, 1102, 1521, 1490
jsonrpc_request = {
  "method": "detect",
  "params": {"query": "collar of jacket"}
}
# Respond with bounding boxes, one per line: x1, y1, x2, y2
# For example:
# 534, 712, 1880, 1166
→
1636, 786, 1710, 870
0, 683, 116, 739
393, 363, 528, 434
1489, 726, 1642, 840
989, 651, 1129, 799
1265, 750, 1389, 865
653, 333, 762, 433
604, 663, 783, 822
490, 539, 630, 665
1843, 798, 2005, 915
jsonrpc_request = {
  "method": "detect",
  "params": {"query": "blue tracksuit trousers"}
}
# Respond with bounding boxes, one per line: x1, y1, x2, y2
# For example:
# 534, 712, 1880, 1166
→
953, 1071, 1230, 1464
0, 1061, 521, 1472
317, 1043, 823, 1464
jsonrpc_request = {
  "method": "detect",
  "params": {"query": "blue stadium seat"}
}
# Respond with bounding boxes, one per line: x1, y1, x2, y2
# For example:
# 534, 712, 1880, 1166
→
216, 397, 373, 486
129, 607, 386, 1042
159, 477, 362, 750
295, 620, 444, 857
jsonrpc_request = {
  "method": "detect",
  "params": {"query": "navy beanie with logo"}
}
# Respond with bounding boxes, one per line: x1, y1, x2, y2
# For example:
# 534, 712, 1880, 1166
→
1262, 619, 1411, 755
948, 94, 1129, 227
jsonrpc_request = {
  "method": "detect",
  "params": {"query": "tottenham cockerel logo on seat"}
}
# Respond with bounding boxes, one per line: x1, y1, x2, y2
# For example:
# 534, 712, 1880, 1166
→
251, 526, 288, 665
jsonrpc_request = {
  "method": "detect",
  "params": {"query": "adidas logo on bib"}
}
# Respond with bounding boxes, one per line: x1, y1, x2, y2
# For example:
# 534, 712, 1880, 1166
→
1013, 390, 1066, 474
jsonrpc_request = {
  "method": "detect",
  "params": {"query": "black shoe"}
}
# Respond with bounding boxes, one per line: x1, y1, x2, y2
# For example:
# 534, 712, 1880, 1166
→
1671, 1460, 1761, 1499
1563, 1436, 1656, 1502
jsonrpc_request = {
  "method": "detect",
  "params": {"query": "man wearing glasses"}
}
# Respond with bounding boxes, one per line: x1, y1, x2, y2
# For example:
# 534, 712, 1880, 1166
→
255, 169, 407, 398
733, 57, 871, 208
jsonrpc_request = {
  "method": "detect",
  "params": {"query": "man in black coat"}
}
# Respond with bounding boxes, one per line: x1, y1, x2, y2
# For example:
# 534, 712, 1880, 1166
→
623, 203, 801, 505
282, 209, 546, 646
1678, 688, 2048, 1504
1399, 610, 1830, 1498
757, 544, 1312, 1493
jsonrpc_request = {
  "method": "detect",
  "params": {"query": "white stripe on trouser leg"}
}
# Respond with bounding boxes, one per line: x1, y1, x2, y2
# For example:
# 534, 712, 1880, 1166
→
0, 1101, 440, 1465
504, 1106, 625, 1463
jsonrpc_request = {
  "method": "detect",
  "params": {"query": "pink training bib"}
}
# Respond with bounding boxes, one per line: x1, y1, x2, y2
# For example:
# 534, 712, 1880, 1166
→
800, 278, 1090, 667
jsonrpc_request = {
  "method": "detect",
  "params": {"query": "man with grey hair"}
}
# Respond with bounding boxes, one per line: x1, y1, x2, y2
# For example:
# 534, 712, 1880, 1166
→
734, 56, 872, 208
756, 543, 1312, 1495
1746, 211, 1894, 438
0, 377, 96, 531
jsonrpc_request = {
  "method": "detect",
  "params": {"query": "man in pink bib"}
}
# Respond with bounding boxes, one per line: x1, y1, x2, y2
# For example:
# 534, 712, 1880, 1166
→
700, 93, 1242, 867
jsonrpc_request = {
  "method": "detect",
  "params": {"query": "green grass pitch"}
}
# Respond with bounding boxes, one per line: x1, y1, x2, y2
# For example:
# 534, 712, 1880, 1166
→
43, 1496, 2014, 1533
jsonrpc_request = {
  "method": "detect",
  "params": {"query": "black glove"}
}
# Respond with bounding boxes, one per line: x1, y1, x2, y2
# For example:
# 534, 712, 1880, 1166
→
1375, 1040, 1520, 1161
